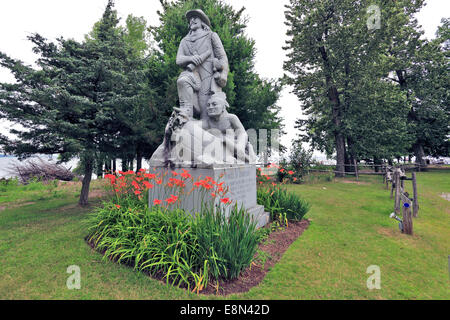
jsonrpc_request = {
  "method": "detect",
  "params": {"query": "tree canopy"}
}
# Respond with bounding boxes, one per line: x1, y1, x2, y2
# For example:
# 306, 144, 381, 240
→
0, 0, 147, 204
284, 0, 448, 172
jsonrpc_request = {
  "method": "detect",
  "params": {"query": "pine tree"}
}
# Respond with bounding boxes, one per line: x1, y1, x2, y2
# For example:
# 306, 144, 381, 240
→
0, 0, 144, 205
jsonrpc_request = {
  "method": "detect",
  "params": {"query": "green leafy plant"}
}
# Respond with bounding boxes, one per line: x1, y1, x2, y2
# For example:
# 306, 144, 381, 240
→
86, 168, 260, 293
257, 185, 310, 223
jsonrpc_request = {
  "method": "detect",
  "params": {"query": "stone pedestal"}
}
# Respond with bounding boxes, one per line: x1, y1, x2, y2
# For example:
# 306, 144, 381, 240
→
148, 164, 269, 229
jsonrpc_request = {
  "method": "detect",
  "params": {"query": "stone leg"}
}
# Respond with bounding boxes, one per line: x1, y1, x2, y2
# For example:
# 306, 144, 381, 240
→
177, 75, 197, 118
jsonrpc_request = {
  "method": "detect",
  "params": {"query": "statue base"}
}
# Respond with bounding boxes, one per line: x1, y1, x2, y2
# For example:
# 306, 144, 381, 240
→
148, 163, 269, 229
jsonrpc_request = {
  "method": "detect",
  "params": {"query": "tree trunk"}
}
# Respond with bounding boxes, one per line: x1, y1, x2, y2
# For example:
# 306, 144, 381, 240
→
104, 159, 111, 174
345, 132, 355, 174
96, 159, 103, 179
136, 148, 142, 173
129, 157, 134, 171
113, 159, 116, 172
318, 44, 345, 177
335, 133, 346, 177
374, 157, 382, 173
79, 156, 93, 206
121, 157, 128, 172
413, 142, 427, 168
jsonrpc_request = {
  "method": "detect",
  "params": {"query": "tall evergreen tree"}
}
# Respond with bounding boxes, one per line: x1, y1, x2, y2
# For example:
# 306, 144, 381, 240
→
0, 0, 144, 205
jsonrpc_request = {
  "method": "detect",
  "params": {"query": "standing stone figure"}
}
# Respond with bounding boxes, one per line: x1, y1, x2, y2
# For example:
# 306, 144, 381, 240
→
149, 9, 256, 167
176, 9, 229, 119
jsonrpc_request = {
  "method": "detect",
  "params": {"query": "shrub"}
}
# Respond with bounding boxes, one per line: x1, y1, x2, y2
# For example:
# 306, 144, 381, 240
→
257, 185, 310, 222
193, 204, 259, 280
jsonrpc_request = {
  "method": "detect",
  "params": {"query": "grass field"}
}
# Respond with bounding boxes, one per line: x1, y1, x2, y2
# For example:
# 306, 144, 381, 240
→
0, 171, 448, 299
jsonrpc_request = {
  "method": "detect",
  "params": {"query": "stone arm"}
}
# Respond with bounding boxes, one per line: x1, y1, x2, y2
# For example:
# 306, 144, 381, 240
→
219, 114, 250, 162
228, 114, 248, 150
211, 33, 229, 88
176, 38, 212, 71
176, 40, 194, 68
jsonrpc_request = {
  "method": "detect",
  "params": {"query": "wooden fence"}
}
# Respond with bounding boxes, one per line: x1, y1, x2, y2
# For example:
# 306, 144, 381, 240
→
384, 166, 419, 235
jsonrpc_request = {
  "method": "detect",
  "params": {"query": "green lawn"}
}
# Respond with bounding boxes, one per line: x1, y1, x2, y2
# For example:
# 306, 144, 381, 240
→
0, 172, 449, 299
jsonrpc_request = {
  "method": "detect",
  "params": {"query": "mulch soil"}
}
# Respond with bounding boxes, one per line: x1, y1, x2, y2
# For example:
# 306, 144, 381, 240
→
86, 219, 310, 296
201, 219, 310, 296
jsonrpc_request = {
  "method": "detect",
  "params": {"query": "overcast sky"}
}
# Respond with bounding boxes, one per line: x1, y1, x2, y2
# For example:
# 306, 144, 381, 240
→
0, 0, 448, 154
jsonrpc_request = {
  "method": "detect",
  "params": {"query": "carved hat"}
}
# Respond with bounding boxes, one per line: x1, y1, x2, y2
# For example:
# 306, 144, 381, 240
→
186, 9, 211, 28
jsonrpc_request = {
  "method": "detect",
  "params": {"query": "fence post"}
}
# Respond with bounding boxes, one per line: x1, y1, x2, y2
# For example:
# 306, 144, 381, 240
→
394, 170, 401, 214
412, 172, 419, 218
390, 170, 396, 199
401, 193, 413, 235
385, 167, 389, 190
354, 159, 359, 181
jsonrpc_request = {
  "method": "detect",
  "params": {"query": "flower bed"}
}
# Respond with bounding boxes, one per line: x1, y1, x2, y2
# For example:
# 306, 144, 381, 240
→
86, 169, 259, 293
86, 165, 310, 294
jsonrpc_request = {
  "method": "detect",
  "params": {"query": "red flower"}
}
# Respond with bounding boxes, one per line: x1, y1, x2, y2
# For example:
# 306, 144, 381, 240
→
144, 173, 156, 179
280, 168, 285, 173
288, 170, 294, 175
169, 178, 185, 187
272, 182, 277, 186
180, 169, 191, 179
132, 180, 140, 189
220, 197, 231, 204
165, 194, 178, 204
194, 181, 203, 188
134, 190, 142, 195
171, 170, 178, 176
153, 199, 162, 205
115, 204, 121, 209
202, 183, 213, 190
211, 192, 216, 197
156, 179, 163, 185
142, 181, 153, 189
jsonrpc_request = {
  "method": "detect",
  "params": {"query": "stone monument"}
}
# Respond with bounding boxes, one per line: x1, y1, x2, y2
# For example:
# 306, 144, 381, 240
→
149, 9, 268, 228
